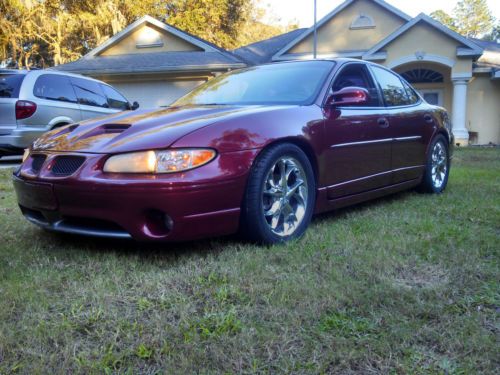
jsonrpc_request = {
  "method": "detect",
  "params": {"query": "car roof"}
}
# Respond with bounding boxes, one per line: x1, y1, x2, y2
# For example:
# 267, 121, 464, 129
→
0, 69, 29, 75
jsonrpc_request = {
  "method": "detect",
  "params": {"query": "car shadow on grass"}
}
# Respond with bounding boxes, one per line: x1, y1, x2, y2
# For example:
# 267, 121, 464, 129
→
35, 188, 419, 259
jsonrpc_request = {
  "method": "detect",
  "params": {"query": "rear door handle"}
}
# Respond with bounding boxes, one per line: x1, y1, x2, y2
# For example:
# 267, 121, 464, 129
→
377, 117, 389, 128
424, 114, 434, 123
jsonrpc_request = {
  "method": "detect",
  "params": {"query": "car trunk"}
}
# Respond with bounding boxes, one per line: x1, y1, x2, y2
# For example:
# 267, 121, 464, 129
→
0, 73, 26, 130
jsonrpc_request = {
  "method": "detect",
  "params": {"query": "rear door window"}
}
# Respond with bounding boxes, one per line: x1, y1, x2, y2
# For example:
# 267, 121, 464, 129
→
0, 74, 26, 98
70, 77, 108, 108
33, 74, 77, 103
100, 84, 129, 110
370, 66, 413, 107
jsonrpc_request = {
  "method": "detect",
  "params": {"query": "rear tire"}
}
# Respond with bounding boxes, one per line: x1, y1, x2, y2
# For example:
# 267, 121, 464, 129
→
419, 134, 450, 193
241, 143, 316, 244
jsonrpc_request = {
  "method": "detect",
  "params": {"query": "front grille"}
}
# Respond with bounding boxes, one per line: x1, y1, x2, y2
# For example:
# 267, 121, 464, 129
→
31, 155, 46, 173
51, 156, 85, 176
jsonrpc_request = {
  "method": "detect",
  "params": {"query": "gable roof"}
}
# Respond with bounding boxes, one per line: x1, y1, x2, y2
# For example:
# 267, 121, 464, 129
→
232, 28, 306, 65
83, 15, 220, 59
363, 13, 483, 60
272, 0, 411, 61
55, 15, 246, 75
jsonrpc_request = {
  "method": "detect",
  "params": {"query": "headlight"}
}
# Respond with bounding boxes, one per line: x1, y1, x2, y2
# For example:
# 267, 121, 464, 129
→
103, 149, 217, 174
22, 148, 30, 162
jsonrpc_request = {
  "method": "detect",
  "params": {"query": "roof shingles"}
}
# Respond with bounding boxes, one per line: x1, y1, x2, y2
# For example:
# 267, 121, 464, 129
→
53, 51, 245, 75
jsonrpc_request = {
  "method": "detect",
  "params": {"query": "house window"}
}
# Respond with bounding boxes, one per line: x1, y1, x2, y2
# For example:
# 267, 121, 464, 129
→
350, 14, 375, 29
401, 69, 444, 83
136, 27, 164, 48
419, 89, 444, 106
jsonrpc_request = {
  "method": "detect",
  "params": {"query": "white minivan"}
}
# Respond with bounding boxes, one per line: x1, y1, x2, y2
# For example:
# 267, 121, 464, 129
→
0, 69, 138, 156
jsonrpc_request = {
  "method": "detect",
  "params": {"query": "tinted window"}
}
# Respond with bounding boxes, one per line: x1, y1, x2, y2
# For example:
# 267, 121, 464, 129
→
332, 64, 380, 106
402, 80, 420, 104
33, 74, 77, 103
371, 66, 411, 107
70, 77, 108, 108
0, 74, 25, 98
101, 84, 129, 110
173, 61, 334, 106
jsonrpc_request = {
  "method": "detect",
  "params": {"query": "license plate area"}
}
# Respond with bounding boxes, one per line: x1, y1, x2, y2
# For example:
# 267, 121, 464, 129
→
13, 176, 58, 211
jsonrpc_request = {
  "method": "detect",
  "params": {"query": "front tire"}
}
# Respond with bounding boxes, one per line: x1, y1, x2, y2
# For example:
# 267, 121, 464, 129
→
241, 143, 316, 244
420, 134, 450, 193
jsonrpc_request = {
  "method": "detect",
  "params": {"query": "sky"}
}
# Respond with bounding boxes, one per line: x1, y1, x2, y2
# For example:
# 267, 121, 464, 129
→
261, 0, 500, 27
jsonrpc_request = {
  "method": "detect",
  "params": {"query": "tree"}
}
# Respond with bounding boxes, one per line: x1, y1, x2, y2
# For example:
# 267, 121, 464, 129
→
430, 0, 495, 38
0, 0, 289, 68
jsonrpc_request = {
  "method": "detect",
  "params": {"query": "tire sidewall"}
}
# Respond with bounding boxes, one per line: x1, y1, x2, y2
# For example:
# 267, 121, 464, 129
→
243, 144, 316, 244
424, 135, 450, 193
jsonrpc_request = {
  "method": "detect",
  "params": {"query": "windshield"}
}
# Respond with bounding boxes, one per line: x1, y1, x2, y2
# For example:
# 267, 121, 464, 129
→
173, 61, 335, 106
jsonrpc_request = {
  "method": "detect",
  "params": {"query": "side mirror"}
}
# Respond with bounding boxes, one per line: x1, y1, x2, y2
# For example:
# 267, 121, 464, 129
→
328, 86, 369, 107
130, 101, 140, 110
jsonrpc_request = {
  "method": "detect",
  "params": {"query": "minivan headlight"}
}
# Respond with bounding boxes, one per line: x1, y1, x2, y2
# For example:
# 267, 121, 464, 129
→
103, 149, 217, 173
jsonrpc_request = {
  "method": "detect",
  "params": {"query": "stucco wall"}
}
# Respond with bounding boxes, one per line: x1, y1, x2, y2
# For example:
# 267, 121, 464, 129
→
467, 76, 500, 144
100, 24, 203, 56
383, 23, 472, 77
288, 0, 405, 54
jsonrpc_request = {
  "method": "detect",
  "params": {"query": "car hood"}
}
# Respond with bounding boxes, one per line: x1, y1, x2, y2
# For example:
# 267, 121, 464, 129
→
31, 105, 285, 154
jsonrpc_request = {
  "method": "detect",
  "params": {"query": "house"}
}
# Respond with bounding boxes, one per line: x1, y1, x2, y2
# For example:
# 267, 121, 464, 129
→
55, 0, 500, 145
53, 15, 245, 109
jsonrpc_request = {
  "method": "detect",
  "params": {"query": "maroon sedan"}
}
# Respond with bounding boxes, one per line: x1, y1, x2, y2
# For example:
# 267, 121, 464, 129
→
13, 59, 452, 244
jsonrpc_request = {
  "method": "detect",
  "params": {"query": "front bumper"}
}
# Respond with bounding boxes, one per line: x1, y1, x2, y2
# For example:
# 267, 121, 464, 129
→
0, 126, 50, 151
12, 150, 257, 241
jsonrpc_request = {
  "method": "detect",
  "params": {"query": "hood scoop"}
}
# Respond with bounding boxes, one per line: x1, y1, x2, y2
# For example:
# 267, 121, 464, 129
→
77, 123, 131, 140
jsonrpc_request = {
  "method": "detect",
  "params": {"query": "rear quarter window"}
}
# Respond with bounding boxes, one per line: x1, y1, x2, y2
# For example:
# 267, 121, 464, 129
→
0, 74, 25, 98
33, 74, 78, 103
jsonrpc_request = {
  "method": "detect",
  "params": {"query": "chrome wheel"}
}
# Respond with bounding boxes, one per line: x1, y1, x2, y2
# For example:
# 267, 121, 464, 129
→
262, 157, 308, 237
431, 141, 447, 189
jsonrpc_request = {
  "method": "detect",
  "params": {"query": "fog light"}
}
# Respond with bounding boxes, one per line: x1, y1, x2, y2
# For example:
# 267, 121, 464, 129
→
144, 209, 174, 236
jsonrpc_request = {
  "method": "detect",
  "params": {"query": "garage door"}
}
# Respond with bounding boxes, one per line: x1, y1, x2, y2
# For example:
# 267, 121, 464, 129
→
112, 79, 206, 109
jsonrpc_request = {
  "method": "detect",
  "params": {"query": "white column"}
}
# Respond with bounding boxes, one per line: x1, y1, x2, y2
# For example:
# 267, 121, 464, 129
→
451, 78, 470, 145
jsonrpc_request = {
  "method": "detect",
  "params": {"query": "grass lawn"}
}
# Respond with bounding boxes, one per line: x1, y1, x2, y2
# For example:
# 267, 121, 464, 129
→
0, 148, 498, 374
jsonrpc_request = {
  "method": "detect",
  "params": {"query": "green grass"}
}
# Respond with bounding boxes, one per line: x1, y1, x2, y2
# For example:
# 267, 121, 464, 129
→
0, 148, 499, 374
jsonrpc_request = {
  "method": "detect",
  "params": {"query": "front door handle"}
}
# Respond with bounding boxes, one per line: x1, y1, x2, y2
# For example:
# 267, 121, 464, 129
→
377, 117, 389, 128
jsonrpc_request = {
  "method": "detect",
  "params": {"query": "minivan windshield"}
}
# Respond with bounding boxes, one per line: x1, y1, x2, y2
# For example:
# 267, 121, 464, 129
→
173, 61, 335, 106
0, 74, 25, 98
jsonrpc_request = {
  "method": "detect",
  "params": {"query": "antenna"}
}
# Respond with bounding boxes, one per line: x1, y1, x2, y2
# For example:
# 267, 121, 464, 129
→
313, 0, 318, 59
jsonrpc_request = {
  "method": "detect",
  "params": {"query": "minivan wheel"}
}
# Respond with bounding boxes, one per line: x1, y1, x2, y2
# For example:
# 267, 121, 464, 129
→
419, 134, 450, 193
241, 143, 315, 244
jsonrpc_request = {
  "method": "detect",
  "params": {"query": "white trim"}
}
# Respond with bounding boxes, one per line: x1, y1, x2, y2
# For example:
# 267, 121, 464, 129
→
83, 15, 218, 59
451, 72, 472, 80
387, 54, 455, 69
272, 0, 411, 61
363, 13, 483, 60
350, 14, 375, 29
492, 70, 500, 80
